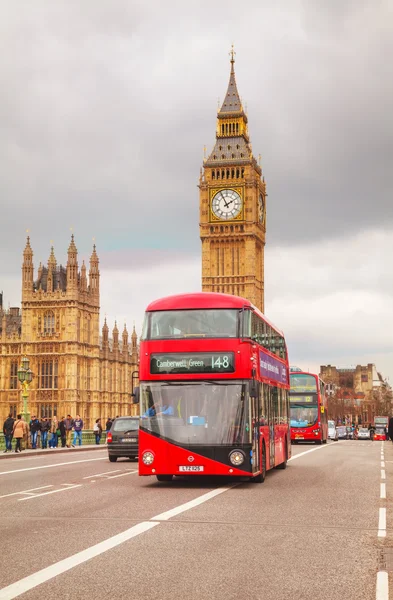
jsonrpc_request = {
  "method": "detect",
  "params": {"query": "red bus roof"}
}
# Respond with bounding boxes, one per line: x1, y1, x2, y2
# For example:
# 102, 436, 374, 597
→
145, 292, 285, 337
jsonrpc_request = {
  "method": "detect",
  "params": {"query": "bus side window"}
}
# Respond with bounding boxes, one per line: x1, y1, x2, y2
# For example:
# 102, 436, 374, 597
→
259, 382, 267, 426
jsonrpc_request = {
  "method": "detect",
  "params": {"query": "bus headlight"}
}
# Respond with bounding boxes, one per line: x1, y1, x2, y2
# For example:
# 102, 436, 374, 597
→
142, 451, 154, 465
229, 450, 245, 466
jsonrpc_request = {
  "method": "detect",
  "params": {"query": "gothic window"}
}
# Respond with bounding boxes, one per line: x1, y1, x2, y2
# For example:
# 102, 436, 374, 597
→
39, 360, 58, 389
236, 169, 240, 178
213, 154, 217, 160
43, 310, 55, 335
10, 360, 18, 389
221, 170, 225, 179
9, 404, 17, 418
221, 125, 224, 135
221, 154, 225, 159
226, 169, 230, 178
87, 317, 91, 344
219, 145, 222, 151
240, 153, 244, 158
87, 363, 91, 390
217, 170, 220, 179
241, 168, 244, 177
231, 169, 234, 177
40, 404, 57, 418
212, 171, 215, 180
236, 123, 239, 134
227, 145, 231, 150
232, 154, 235, 159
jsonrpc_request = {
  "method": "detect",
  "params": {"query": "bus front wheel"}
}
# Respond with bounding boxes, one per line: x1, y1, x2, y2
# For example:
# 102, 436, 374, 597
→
156, 475, 173, 482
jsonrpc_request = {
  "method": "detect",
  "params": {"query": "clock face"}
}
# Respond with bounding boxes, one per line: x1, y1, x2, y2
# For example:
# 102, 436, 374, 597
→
212, 189, 242, 220
258, 193, 264, 223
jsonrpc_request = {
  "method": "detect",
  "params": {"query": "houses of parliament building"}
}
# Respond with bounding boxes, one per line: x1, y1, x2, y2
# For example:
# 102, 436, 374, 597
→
0, 236, 139, 426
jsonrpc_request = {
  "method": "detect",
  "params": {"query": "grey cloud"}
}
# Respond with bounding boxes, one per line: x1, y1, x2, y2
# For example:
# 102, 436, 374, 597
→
0, 0, 392, 278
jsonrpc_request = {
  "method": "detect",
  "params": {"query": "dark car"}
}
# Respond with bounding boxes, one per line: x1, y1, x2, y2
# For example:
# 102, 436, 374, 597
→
107, 416, 139, 462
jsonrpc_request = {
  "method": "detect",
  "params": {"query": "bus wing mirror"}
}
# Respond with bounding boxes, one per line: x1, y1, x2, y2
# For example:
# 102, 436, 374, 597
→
131, 387, 140, 404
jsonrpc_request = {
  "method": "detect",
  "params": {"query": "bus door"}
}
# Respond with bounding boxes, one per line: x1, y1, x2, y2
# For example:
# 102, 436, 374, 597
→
267, 387, 275, 468
250, 381, 260, 474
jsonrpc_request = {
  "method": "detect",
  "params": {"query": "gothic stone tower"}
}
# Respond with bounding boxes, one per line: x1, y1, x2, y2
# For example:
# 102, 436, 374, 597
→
199, 51, 266, 312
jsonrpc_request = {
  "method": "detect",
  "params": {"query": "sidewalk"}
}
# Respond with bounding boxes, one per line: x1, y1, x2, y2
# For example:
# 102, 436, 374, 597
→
0, 444, 106, 460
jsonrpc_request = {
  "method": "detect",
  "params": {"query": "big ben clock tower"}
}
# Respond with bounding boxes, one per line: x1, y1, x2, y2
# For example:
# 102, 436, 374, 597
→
199, 49, 266, 312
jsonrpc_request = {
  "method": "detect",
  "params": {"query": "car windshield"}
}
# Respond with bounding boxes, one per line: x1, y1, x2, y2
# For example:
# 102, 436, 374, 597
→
328, 420, 335, 428
359, 428, 368, 433
112, 419, 139, 432
140, 381, 250, 445
290, 405, 318, 427
141, 309, 238, 340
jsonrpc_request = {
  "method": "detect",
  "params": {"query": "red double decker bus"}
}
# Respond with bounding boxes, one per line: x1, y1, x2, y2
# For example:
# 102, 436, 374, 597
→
137, 292, 291, 483
289, 369, 328, 444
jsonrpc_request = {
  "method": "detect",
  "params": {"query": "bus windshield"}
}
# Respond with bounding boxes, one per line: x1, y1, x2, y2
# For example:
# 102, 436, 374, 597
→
290, 405, 318, 427
140, 381, 250, 445
290, 373, 317, 393
141, 309, 238, 340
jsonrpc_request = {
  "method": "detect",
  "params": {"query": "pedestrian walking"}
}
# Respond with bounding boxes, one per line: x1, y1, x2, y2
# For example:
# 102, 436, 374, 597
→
21, 417, 30, 450
64, 414, 74, 448
29, 415, 41, 449
3, 413, 15, 453
40, 417, 50, 449
12, 414, 26, 453
105, 417, 112, 433
49, 416, 59, 448
93, 418, 103, 445
59, 417, 66, 448
72, 414, 84, 447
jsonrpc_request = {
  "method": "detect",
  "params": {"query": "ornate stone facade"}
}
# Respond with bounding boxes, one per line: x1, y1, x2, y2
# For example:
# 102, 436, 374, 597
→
199, 51, 266, 312
0, 237, 139, 427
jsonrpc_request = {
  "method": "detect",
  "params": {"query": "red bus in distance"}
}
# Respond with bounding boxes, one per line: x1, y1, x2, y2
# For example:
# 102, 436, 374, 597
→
289, 370, 328, 444
138, 292, 291, 483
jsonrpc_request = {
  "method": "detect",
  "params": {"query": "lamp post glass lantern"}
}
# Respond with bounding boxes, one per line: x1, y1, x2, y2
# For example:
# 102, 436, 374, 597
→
17, 356, 34, 423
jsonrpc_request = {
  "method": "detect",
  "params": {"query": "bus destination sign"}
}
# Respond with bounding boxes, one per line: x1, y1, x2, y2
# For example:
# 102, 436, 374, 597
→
150, 352, 235, 374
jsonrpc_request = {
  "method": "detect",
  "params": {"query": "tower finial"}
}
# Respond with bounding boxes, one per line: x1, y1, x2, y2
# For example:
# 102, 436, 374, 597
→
229, 44, 236, 72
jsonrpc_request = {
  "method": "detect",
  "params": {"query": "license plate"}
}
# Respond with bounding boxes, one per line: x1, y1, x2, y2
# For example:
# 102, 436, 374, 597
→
121, 438, 137, 442
295, 436, 304, 439
179, 465, 204, 472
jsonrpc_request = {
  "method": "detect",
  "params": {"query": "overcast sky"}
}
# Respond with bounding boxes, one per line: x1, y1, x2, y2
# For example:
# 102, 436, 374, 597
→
1, 0, 392, 384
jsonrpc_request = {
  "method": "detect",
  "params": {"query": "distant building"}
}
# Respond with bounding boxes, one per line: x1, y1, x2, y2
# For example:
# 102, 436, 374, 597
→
320, 363, 389, 423
0, 236, 139, 427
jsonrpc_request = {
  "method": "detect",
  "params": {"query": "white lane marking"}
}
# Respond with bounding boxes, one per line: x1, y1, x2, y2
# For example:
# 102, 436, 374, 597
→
18, 485, 82, 501
381, 462, 385, 468
378, 508, 387, 538
151, 485, 238, 521
288, 444, 332, 462
0, 521, 158, 600
0, 457, 107, 476
83, 470, 121, 479
0, 485, 53, 499
376, 571, 389, 600
381, 483, 386, 499
107, 471, 138, 479
381, 470, 386, 480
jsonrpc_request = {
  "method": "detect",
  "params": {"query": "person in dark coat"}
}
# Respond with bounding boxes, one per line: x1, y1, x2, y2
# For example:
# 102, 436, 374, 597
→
3, 413, 15, 452
388, 417, 393, 443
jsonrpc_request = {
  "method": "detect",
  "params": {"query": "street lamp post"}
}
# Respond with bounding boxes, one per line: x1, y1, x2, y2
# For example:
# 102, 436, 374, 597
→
17, 356, 34, 424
